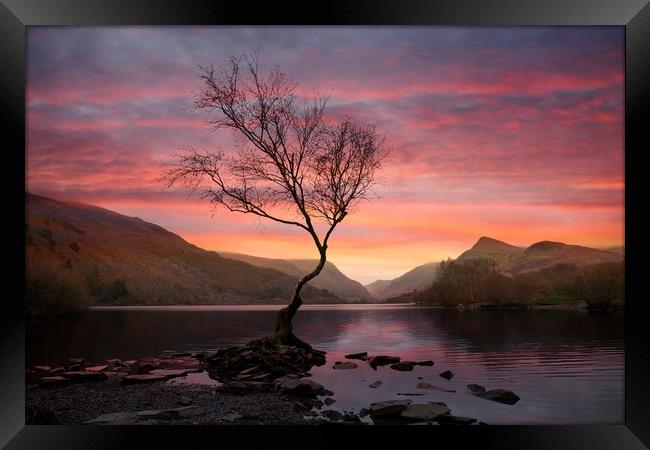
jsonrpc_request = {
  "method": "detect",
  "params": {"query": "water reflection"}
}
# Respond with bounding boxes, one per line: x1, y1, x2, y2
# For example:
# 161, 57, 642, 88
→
27, 306, 624, 424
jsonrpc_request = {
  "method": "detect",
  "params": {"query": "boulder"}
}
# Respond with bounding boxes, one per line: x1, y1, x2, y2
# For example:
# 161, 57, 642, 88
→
475, 388, 520, 405
121, 374, 168, 384
415, 360, 435, 366
369, 380, 383, 389
467, 383, 486, 393
436, 415, 477, 425
277, 378, 325, 397
390, 361, 416, 371
136, 406, 205, 419
400, 403, 451, 421
439, 370, 454, 380
345, 352, 368, 360
85, 365, 109, 373
333, 361, 358, 370
369, 399, 413, 416
61, 371, 108, 382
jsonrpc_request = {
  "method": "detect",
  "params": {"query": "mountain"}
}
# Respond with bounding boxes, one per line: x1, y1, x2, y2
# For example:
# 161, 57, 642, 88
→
507, 240, 622, 273
367, 262, 439, 300
457, 236, 524, 269
26, 193, 342, 306
220, 253, 371, 301
459, 236, 622, 274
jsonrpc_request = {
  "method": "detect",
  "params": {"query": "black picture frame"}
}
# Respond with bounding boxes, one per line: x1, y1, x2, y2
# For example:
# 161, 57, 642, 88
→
2, 1, 648, 448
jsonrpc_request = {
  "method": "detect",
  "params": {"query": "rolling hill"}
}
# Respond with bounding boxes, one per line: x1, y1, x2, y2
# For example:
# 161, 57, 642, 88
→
219, 253, 372, 301
26, 193, 342, 306
366, 262, 439, 300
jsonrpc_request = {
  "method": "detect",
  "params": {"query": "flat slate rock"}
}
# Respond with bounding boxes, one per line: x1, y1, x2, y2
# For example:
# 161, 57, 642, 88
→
345, 352, 368, 360
390, 362, 416, 371
85, 365, 109, 373
84, 411, 139, 425
33, 366, 51, 372
277, 378, 325, 396
324, 397, 337, 406
38, 376, 69, 385
136, 406, 206, 419
439, 370, 454, 380
415, 360, 435, 366
474, 388, 520, 405
369, 381, 383, 389
467, 383, 486, 393
401, 403, 451, 421
368, 356, 401, 370
416, 382, 456, 393
121, 374, 168, 384
333, 361, 358, 370
61, 371, 108, 382
370, 399, 413, 416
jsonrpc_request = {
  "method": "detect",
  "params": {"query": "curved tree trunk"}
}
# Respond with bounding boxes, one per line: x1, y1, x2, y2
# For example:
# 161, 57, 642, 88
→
273, 249, 327, 353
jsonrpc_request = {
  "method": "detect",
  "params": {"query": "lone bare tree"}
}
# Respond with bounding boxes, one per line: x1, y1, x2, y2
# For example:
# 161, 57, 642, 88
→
163, 53, 387, 352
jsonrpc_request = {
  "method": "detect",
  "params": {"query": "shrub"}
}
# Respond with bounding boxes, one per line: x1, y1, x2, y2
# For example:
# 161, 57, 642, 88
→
25, 269, 90, 318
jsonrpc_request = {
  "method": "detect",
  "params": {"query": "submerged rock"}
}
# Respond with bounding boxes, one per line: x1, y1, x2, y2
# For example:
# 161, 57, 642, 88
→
345, 352, 368, 360
415, 360, 435, 366
467, 383, 486, 393
416, 382, 456, 393
369, 399, 413, 416
368, 380, 383, 389
474, 388, 520, 405
368, 356, 401, 370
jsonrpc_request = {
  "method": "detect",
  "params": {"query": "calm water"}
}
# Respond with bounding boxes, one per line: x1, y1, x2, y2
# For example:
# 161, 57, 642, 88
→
27, 305, 624, 424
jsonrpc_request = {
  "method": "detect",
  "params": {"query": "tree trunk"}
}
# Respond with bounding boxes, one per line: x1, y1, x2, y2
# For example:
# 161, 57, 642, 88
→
273, 249, 327, 354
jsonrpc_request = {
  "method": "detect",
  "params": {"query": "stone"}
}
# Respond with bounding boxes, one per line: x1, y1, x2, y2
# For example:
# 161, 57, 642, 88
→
368, 356, 401, 370
277, 378, 325, 397
122, 360, 137, 366
324, 397, 337, 406
178, 396, 193, 406
61, 371, 108, 382
369, 400, 413, 416
390, 361, 416, 371
85, 365, 109, 372
136, 363, 155, 374
342, 413, 362, 423
436, 415, 477, 425
321, 410, 343, 421
467, 383, 486, 393
84, 411, 139, 425
67, 364, 82, 372
415, 360, 435, 366
38, 376, 69, 385
222, 412, 244, 422
369, 380, 383, 389
359, 408, 371, 418
475, 389, 520, 405
333, 361, 358, 370
106, 359, 123, 367
33, 365, 51, 372
50, 367, 65, 374
401, 403, 451, 421
439, 370, 454, 380
136, 405, 205, 419
416, 382, 456, 393
69, 358, 85, 364
121, 374, 168, 384
345, 352, 368, 360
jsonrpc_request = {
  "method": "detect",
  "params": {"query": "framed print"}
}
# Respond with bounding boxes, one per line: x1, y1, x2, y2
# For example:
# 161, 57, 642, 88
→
2, 0, 649, 448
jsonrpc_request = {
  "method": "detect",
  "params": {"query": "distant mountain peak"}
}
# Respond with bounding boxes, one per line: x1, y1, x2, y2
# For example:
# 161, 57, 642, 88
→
471, 236, 521, 251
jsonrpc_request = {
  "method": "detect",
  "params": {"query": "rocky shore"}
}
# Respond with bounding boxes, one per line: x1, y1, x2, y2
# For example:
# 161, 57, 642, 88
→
26, 342, 519, 425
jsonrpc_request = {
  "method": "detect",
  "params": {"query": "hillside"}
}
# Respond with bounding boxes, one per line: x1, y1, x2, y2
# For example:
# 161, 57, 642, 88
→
25, 193, 342, 306
220, 253, 371, 301
367, 262, 439, 300
457, 236, 524, 270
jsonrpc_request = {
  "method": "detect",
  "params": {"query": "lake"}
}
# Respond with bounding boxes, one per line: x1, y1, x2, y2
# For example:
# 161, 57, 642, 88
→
26, 304, 624, 425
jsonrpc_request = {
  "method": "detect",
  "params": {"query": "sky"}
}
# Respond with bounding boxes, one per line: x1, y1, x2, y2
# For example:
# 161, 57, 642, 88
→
26, 26, 624, 284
